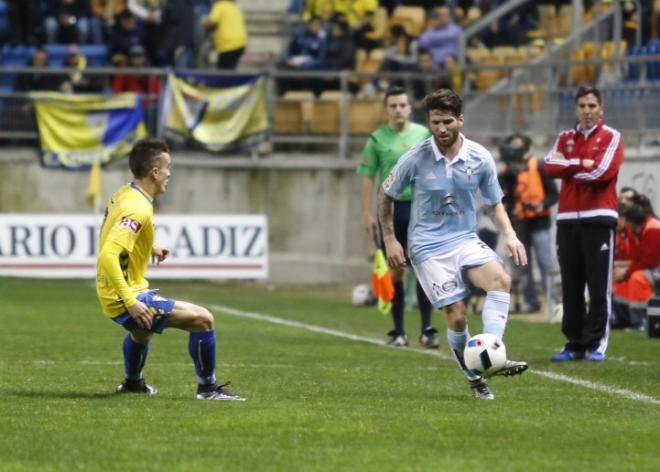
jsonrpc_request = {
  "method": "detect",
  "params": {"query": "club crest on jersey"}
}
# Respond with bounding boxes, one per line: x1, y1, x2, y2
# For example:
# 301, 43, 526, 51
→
565, 139, 575, 154
119, 216, 142, 233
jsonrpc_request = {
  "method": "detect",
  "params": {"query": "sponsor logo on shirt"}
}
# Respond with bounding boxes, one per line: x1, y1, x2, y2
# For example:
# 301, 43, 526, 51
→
383, 173, 396, 192
119, 217, 142, 233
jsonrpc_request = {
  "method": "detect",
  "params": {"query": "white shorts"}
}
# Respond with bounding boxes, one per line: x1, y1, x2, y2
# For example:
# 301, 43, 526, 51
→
413, 239, 501, 309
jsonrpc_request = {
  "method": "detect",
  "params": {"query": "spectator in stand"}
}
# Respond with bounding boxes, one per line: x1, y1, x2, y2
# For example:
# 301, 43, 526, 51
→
480, 2, 538, 48
204, 0, 247, 69
6, 0, 42, 45
108, 10, 141, 58
418, 6, 462, 69
279, 16, 328, 95
334, 0, 378, 28
322, 18, 355, 92
128, 0, 164, 66
352, 9, 381, 52
303, 0, 334, 22
57, 44, 105, 93
90, 0, 128, 44
45, 0, 91, 44
381, 24, 419, 73
112, 44, 160, 103
154, 0, 194, 67
112, 44, 160, 127
324, 18, 356, 71
15, 48, 62, 92
615, 193, 660, 331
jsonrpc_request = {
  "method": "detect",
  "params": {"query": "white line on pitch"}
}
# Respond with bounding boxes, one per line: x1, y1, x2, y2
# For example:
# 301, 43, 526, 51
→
211, 303, 660, 406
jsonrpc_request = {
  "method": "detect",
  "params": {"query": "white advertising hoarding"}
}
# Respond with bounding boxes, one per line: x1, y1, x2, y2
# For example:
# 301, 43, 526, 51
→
0, 214, 268, 279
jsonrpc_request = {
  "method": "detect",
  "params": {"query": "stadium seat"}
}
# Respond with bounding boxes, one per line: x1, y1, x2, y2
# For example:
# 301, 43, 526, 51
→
81, 45, 108, 67
44, 44, 69, 66
389, 6, 426, 37
349, 99, 383, 135
274, 91, 314, 135
310, 91, 342, 135
475, 55, 503, 91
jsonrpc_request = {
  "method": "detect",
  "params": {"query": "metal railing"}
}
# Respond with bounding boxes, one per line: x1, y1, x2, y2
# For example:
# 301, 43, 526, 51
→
2, 56, 660, 159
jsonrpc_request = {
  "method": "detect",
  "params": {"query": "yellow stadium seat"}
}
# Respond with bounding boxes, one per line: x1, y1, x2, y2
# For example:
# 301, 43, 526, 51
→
349, 100, 384, 135
310, 91, 342, 135
390, 6, 426, 37
274, 91, 315, 135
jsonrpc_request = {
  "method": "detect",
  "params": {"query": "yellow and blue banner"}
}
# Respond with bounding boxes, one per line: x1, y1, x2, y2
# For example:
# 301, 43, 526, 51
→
31, 92, 147, 170
161, 73, 269, 152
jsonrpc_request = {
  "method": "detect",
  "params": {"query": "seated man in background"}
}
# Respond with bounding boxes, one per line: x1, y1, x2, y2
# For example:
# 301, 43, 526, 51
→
611, 187, 641, 329
614, 193, 660, 331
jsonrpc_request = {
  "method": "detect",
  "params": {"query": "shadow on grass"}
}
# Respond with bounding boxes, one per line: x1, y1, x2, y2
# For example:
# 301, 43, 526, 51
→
3, 389, 119, 400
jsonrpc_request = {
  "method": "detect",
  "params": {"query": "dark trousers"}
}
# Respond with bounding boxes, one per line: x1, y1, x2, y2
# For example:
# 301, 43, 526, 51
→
557, 223, 614, 353
217, 47, 245, 70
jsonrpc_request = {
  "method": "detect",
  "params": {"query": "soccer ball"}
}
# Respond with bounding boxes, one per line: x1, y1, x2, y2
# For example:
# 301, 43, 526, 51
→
351, 284, 374, 306
463, 333, 507, 375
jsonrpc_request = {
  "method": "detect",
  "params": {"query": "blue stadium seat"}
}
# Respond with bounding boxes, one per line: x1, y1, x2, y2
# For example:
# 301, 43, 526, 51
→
43, 44, 108, 67
44, 44, 69, 66
81, 44, 108, 66
0, 44, 36, 66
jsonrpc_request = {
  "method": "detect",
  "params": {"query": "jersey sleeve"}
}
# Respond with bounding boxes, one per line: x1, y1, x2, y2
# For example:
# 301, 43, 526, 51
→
104, 206, 151, 253
478, 152, 504, 205
357, 135, 379, 178
208, 3, 222, 23
382, 149, 415, 199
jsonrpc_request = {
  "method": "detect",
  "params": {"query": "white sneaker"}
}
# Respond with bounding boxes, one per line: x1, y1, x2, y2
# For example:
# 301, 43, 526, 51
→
387, 330, 408, 347
196, 382, 246, 401
490, 360, 529, 377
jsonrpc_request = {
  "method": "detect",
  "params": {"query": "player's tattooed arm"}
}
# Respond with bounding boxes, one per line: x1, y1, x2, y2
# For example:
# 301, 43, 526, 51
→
378, 191, 406, 269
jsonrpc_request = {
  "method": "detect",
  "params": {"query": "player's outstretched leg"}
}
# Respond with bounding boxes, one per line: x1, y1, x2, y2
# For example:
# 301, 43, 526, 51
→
116, 332, 158, 394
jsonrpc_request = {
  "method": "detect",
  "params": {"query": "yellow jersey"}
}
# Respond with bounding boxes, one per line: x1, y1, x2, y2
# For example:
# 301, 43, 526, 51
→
96, 183, 154, 318
208, 0, 248, 53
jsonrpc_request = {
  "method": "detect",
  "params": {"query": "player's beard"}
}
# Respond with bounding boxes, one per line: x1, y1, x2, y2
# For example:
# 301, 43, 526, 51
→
435, 129, 458, 150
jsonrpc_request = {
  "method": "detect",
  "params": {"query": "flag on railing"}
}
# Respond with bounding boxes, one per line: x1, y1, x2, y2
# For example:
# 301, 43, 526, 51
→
372, 248, 394, 316
160, 73, 269, 152
31, 92, 147, 170
86, 158, 103, 210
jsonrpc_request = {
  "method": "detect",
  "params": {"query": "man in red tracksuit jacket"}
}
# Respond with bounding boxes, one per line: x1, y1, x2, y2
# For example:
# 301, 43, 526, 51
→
543, 85, 624, 362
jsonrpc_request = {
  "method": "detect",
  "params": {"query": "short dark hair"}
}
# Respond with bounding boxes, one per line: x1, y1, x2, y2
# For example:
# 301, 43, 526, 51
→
575, 85, 602, 105
384, 85, 407, 104
620, 192, 655, 225
129, 138, 170, 179
422, 88, 462, 116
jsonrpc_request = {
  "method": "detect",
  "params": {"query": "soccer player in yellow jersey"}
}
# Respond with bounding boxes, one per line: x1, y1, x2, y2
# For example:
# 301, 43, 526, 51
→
96, 138, 244, 400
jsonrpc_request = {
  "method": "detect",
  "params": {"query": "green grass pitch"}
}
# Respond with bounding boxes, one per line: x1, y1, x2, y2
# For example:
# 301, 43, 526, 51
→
0, 278, 659, 471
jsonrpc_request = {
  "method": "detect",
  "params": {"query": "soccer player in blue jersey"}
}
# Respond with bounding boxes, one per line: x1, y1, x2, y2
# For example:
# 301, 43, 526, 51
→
378, 89, 529, 400
96, 138, 244, 400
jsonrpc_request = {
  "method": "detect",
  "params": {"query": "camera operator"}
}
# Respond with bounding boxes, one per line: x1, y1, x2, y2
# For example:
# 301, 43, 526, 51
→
498, 133, 558, 313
